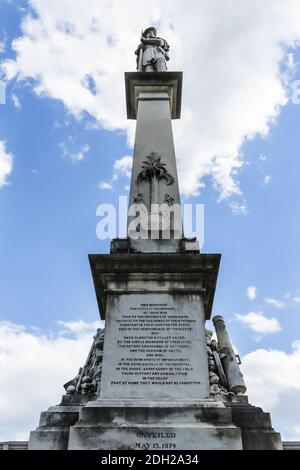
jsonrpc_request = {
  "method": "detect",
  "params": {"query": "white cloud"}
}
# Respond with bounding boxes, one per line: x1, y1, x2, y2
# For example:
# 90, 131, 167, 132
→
242, 341, 300, 440
2, 0, 300, 199
98, 155, 132, 190
265, 297, 285, 309
235, 311, 281, 335
99, 181, 113, 190
57, 320, 102, 336
228, 201, 247, 216
247, 286, 257, 301
12, 93, 21, 109
71, 143, 90, 162
259, 154, 268, 162
263, 175, 272, 185
0, 41, 5, 54
112, 155, 132, 180
284, 293, 300, 306
61, 141, 90, 162
0, 140, 13, 187
0, 320, 103, 441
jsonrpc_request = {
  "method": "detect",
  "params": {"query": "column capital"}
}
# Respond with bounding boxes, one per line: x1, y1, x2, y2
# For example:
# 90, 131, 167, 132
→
89, 252, 221, 320
125, 71, 183, 119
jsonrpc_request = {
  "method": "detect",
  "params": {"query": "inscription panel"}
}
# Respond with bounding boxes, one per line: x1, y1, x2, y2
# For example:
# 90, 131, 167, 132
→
100, 293, 209, 400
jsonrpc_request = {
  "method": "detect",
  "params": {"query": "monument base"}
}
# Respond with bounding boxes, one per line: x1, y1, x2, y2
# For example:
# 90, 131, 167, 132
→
28, 396, 283, 450
67, 400, 242, 450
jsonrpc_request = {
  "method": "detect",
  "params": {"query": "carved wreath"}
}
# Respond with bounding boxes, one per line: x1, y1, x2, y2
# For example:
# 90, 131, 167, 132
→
137, 152, 174, 185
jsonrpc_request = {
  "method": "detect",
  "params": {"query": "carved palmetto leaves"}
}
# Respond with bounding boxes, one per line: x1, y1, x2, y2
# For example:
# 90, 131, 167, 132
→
137, 152, 174, 185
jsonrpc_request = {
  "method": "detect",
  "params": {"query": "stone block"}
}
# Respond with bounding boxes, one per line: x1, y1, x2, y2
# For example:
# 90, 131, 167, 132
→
228, 404, 283, 450
68, 400, 243, 450
28, 406, 81, 450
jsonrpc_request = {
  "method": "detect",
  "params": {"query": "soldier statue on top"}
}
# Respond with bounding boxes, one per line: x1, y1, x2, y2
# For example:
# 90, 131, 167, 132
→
135, 27, 170, 72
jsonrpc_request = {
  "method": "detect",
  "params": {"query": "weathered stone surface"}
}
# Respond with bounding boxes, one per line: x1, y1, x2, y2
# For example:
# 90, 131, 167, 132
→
213, 316, 246, 394
127, 82, 182, 251
110, 237, 200, 254
226, 404, 283, 450
100, 292, 210, 400
89, 253, 221, 321
28, 430, 70, 451
0, 442, 28, 450
60, 394, 97, 406
283, 441, 300, 450
28, 406, 81, 450
125, 72, 182, 119
68, 400, 243, 450
241, 430, 282, 451
91, 253, 220, 403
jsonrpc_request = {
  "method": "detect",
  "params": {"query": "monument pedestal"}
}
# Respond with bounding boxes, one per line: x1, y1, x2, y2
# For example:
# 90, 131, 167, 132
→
90, 253, 220, 401
66, 251, 243, 450
68, 400, 242, 450
28, 395, 282, 450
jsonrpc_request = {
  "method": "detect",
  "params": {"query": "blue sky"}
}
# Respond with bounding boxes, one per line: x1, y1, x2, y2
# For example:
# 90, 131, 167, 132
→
1, 0, 300, 441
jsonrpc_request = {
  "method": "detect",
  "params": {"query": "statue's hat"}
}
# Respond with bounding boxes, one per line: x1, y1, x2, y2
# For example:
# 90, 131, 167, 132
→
143, 27, 157, 37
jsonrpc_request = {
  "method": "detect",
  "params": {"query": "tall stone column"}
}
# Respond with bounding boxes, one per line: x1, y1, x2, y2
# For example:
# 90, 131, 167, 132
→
126, 72, 183, 252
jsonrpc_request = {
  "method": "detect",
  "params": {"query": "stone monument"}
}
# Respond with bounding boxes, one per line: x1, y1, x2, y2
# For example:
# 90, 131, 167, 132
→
28, 27, 283, 451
